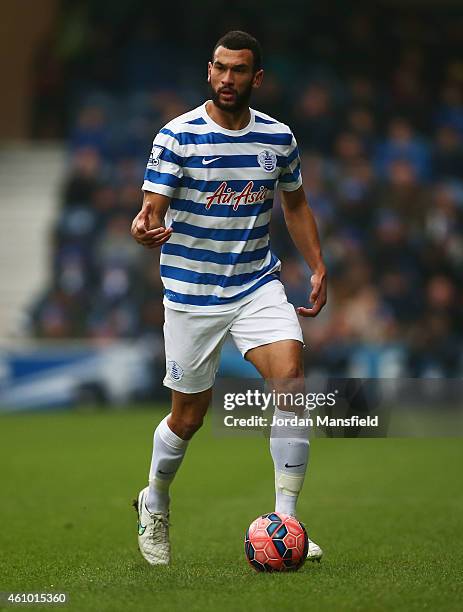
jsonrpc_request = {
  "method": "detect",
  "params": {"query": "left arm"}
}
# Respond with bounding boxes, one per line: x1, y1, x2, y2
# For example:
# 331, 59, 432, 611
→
280, 186, 327, 317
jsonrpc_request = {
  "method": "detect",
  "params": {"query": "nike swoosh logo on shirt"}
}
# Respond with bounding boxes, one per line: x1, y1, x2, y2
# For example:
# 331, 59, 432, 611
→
202, 157, 222, 165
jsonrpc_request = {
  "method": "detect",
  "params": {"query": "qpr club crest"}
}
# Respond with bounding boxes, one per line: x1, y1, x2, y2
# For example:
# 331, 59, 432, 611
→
167, 360, 184, 382
257, 149, 277, 172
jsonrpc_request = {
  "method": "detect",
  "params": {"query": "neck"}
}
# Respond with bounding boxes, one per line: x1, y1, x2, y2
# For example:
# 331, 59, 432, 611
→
206, 100, 251, 130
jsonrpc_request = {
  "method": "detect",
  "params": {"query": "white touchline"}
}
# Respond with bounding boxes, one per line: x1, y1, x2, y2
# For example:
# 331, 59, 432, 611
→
202, 157, 222, 165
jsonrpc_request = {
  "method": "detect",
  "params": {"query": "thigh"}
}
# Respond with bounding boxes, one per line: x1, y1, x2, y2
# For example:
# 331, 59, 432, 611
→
163, 307, 231, 393
246, 340, 305, 412
245, 339, 304, 380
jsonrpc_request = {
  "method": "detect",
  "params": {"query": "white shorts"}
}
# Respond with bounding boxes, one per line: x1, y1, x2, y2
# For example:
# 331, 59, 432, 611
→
163, 280, 303, 393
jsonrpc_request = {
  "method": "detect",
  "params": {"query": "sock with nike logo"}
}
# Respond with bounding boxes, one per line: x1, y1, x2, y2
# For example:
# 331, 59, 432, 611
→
147, 415, 189, 514
270, 407, 310, 517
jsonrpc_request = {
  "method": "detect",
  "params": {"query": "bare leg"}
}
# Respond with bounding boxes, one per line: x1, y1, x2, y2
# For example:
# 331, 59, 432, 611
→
168, 388, 212, 439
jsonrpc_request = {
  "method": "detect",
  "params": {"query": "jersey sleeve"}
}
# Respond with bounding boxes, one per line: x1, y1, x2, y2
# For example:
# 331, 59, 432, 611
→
278, 133, 302, 192
142, 128, 184, 198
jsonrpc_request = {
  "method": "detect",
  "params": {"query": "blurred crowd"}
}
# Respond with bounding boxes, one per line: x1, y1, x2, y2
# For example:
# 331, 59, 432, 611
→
30, 2, 463, 376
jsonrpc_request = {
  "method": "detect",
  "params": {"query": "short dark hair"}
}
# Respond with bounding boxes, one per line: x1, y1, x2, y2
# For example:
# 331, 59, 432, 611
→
213, 30, 263, 72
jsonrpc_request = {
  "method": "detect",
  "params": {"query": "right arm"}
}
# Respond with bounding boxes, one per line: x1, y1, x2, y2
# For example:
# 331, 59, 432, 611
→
131, 191, 172, 249
132, 126, 183, 249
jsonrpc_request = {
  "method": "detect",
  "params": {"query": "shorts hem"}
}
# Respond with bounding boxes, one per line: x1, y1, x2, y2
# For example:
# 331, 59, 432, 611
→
241, 336, 304, 358
163, 378, 214, 394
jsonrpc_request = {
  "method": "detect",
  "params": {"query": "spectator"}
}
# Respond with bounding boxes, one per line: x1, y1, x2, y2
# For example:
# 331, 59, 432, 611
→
433, 125, 463, 179
375, 117, 430, 181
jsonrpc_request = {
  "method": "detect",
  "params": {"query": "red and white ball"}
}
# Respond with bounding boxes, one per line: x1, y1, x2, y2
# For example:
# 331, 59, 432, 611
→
244, 512, 308, 572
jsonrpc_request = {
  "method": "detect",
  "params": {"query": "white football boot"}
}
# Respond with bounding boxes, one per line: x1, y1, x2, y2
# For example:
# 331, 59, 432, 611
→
307, 538, 323, 562
134, 487, 170, 565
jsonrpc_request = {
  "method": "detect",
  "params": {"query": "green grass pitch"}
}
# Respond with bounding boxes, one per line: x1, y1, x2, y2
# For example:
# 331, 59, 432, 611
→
1, 408, 462, 611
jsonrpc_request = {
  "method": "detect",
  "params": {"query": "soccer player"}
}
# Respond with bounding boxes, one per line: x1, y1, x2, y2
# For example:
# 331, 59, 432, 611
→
131, 31, 327, 565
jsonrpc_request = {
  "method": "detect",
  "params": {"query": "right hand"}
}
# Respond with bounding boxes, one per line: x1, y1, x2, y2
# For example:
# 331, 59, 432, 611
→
130, 203, 173, 249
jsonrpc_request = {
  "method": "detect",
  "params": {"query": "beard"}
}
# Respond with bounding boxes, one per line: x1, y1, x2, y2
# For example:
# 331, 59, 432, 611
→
209, 80, 253, 113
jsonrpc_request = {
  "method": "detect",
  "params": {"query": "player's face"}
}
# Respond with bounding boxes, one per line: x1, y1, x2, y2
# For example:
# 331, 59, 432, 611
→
208, 46, 263, 112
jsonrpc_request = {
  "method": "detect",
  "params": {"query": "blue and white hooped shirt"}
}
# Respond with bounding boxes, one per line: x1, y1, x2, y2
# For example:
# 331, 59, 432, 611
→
142, 101, 302, 311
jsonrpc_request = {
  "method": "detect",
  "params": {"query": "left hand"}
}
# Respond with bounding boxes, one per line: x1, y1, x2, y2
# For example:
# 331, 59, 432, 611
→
297, 268, 327, 317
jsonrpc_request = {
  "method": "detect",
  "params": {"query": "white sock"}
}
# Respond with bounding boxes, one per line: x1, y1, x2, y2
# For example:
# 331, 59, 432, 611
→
146, 415, 189, 514
270, 407, 310, 517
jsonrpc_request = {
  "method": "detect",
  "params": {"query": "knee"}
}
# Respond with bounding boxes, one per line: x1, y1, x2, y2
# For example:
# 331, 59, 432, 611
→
273, 363, 304, 403
169, 388, 210, 440
279, 362, 304, 380
169, 413, 204, 440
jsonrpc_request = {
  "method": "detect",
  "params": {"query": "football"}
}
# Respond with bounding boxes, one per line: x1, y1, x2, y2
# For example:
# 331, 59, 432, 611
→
244, 512, 308, 572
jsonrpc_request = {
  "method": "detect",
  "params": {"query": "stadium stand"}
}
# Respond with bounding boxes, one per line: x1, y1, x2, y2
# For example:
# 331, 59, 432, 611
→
29, 3, 463, 377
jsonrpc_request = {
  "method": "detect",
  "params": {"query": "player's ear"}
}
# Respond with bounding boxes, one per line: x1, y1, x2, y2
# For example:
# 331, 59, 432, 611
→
207, 61, 213, 83
252, 69, 264, 89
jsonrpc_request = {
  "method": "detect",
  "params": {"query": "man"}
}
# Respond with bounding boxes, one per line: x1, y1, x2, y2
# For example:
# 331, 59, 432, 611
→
131, 30, 327, 566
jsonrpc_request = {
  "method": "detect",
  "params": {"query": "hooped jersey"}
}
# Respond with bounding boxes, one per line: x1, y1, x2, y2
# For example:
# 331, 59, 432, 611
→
142, 101, 302, 311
